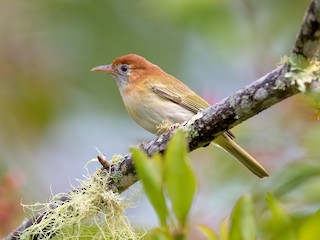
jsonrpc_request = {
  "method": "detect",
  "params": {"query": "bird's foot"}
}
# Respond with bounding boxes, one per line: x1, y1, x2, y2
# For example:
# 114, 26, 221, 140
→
169, 123, 180, 131
156, 119, 171, 134
156, 120, 181, 134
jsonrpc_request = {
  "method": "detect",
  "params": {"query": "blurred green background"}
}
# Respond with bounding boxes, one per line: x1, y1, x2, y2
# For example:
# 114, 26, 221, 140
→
1, 0, 319, 238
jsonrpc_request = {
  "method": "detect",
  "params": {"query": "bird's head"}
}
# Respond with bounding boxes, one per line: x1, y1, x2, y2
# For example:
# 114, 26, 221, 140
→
91, 54, 161, 88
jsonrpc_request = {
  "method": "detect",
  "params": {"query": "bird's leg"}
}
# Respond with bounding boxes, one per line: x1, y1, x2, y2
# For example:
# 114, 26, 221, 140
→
156, 119, 181, 134
156, 119, 171, 134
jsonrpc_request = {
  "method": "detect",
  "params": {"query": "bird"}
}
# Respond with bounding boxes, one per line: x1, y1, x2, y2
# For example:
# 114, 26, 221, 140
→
91, 54, 269, 178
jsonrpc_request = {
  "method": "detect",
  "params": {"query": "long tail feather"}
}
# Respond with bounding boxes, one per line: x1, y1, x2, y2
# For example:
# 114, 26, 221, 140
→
214, 134, 269, 178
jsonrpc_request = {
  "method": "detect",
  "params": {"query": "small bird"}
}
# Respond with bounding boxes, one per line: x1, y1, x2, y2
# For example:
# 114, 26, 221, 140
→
91, 54, 269, 178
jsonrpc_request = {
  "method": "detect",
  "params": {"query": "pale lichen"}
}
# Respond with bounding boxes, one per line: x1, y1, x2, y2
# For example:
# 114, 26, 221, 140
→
274, 79, 287, 91
182, 112, 203, 130
254, 88, 268, 101
189, 128, 200, 138
20, 169, 143, 240
285, 55, 320, 92
180, 111, 204, 138
278, 55, 290, 66
110, 154, 124, 166
111, 171, 124, 184
233, 95, 251, 117
240, 95, 250, 107
228, 97, 237, 108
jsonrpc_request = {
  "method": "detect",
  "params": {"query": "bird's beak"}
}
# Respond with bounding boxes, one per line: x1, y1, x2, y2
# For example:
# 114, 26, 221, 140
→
91, 64, 113, 74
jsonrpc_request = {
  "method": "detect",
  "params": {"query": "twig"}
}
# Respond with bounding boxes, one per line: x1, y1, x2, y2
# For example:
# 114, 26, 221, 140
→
97, 155, 110, 169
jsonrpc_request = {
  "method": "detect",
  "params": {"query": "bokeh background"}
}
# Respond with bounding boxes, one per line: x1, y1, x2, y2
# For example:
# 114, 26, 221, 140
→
1, 0, 319, 238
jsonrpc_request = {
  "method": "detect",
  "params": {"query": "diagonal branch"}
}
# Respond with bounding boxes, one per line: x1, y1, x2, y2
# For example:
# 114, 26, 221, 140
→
292, 0, 320, 58
4, 0, 320, 239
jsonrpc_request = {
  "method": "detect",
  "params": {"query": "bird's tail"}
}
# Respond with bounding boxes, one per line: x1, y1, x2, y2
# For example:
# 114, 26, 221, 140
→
214, 134, 269, 178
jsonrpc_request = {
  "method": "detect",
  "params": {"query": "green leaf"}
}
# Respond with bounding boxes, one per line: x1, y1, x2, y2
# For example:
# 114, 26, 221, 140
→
164, 130, 196, 227
266, 192, 291, 225
219, 217, 229, 240
197, 224, 218, 240
131, 148, 168, 227
298, 211, 320, 240
266, 193, 295, 240
148, 227, 174, 240
229, 195, 256, 240
273, 163, 320, 198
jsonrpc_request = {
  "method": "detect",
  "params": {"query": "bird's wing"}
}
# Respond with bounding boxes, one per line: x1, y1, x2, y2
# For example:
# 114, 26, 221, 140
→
150, 82, 235, 139
150, 83, 210, 114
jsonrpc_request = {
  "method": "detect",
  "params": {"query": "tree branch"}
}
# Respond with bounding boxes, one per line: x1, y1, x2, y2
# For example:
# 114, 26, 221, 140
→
4, 0, 320, 239
292, 0, 320, 58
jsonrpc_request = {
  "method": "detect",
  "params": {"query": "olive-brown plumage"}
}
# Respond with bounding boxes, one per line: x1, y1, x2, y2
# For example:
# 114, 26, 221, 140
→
92, 54, 269, 178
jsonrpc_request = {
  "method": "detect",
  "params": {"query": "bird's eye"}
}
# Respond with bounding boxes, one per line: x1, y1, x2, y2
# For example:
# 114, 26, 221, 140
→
120, 65, 128, 73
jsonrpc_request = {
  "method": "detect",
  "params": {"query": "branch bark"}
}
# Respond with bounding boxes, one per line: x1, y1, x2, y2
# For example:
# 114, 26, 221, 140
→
292, 0, 320, 58
4, 0, 320, 239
